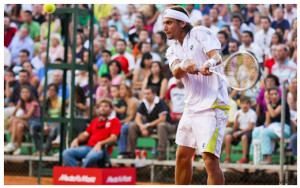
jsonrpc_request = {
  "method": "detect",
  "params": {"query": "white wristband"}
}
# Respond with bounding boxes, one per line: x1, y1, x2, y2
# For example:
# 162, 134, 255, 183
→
206, 58, 217, 67
179, 58, 189, 70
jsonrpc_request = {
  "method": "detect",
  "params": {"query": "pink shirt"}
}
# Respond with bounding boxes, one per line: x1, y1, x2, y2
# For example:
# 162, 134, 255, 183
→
17, 100, 40, 117
49, 45, 64, 63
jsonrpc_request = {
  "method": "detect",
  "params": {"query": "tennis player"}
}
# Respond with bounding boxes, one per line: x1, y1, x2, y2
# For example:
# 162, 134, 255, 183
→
163, 6, 229, 185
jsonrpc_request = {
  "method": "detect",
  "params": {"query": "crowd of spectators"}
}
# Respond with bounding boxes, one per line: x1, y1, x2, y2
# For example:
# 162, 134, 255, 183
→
4, 4, 297, 166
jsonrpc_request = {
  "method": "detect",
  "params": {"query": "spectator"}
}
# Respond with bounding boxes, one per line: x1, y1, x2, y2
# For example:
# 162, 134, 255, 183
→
230, 13, 250, 42
110, 32, 132, 56
143, 4, 160, 34
126, 86, 174, 160
8, 27, 34, 64
256, 74, 281, 127
287, 18, 297, 42
4, 15, 17, 47
214, 4, 230, 23
117, 83, 139, 157
75, 62, 89, 94
239, 31, 264, 64
49, 33, 64, 63
75, 33, 86, 59
272, 44, 297, 84
288, 33, 297, 63
106, 25, 118, 50
224, 96, 257, 163
220, 25, 239, 44
5, 70, 18, 107
284, 4, 297, 26
4, 47, 12, 69
32, 4, 45, 25
99, 18, 109, 38
110, 85, 127, 121
228, 40, 240, 55
287, 77, 297, 129
36, 52, 49, 82
107, 60, 125, 85
142, 61, 168, 99
203, 14, 219, 36
15, 49, 30, 70
123, 4, 137, 27
210, 8, 226, 29
83, 24, 99, 50
62, 98, 121, 168
264, 44, 278, 76
132, 52, 152, 90
271, 7, 290, 41
21, 61, 39, 88
112, 39, 135, 78
128, 16, 146, 47
185, 4, 203, 26
96, 74, 113, 106
252, 86, 291, 164
31, 41, 47, 71
153, 31, 169, 63
135, 42, 161, 70
254, 16, 275, 59
4, 85, 41, 155
217, 31, 229, 56
165, 79, 185, 124
93, 40, 104, 69
132, 29, 151, 59
98, 50, 112, 77
108, 7, 130, 38
270, 32, 283, 46
20, 10, 40, 42
35, 84, 62, 156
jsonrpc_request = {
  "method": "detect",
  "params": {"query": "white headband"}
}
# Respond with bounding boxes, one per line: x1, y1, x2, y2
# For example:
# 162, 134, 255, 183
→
163, 9, 191, 23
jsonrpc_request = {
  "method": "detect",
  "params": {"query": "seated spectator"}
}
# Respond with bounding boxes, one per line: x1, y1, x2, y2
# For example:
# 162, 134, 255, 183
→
252, 87, 291, 164
5, 70, 18, 107
239, 31, 263, 64
203, 14, 219, 36
165, 79, 185, 124
32, 4, 45, 25
75, 62, 89, 94
4, 85, 41, 155
135, 42, 161, 70
263, 45, 278, 77
75, 33, 86, 59
217, 31, 229, 56
8, 27, 34, 65
152, 31, 169, 63
20, 10, 40, 42
4, 14, 17, 48
210, 8, 226, 29
126, 86, 174, 160
117, 83, 139, 157
98, 50, 112, 78
132, 52, 152, 90
110, 85, 127, 121
271, 7, 290, 41
40, 12, 61, 42
142, 61, 168, 99
108, 7, 130, 39
95, 74, 113, 107
107, 60, 125, 86
62, 98, 121, 168
31, 41, 46, 71
185, 4, 203, 26
230, 13, 250, 42
128, 16, 147, 48
256, 74, 281, 127
22, 61, 39, 88
49, 33, 64, 63
34, 84, 62, 156
131, 29, 151, 59
288, 33, 297, 63
272, 44, 297, 84
224, 96, 257, 163
270, 32, 283, 46
12, 49, 31, 75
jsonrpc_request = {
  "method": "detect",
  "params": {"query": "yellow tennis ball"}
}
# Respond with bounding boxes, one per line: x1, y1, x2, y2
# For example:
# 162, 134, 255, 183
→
44, 4, 56, 14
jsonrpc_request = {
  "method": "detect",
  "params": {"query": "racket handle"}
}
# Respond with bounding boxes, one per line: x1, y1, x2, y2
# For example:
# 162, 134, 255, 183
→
197, 67, 213, 72
197, 67, 201, 72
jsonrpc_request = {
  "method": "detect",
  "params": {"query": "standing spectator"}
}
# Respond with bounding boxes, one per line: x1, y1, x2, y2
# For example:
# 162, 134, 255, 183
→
272, 44, 297, 84
4, 15, 17, 47
4, 85, 41, 155
127, 86, 174, 160
112, 39, 135, 78
217, 31, 229, 56
271, 7, 290, 41
62, 99, 121, 168
264, 45, 278, 76
49, 33, 64, 63
210, 8, 226, 29
239, 31, 263, 64
107, 60, 125, 85
8, 27, 34, 64
32, 4, 45, 25
203, 15, 219, 36
20, 10, 40, 42
284, 4, 297, 27
21, 61, 39, 88
185, 4, 203, 26
230, 13, 250, 42
142, 61, 168, 99
108, 7, 130, 38
254, 16, 275, 59
224, 96, 257, 163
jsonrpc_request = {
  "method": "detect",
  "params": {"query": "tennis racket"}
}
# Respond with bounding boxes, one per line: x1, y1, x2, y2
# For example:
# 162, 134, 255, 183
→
197, 51, 259, 91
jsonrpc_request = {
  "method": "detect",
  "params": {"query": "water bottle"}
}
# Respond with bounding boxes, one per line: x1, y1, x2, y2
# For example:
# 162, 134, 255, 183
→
152, 146, 157, 159
253, 139, 262, 165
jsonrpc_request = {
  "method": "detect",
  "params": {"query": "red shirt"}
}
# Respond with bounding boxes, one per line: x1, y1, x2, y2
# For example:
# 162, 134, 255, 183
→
86, 117, 121, 155
4, 27, 17, 47
264, 58, 275, 74
165, 84, 177, 100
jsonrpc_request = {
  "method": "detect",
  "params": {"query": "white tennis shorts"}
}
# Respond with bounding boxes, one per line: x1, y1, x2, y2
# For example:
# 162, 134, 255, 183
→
175, 108, 228, 158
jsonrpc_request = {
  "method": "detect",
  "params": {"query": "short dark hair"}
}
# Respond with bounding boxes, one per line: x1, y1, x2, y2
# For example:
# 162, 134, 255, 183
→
145, 86, 158, 95
240, 96, 251, 104
231, 13, 243, 23
109, 25, 118, 30
229, 40, 240, 47
141, 52, 152, 68
101, 73, 112, 81
266, 74, 280, 86
218, 31, 229, 40
221, 25, 231, 33
24, 10, 32, 15
102, 50, 111, 56
170, 6, 193, 34
268, 86, 279, 94
6, 69, 15, 76
116, 39, 126, 46
20, 49, 30, 57
243, 30, 253, 39
156, 31, 167, 43
19, 69, 30, 77
260, 16, 271, 23
21, 61, 34, 69
273, 32, 283, 44
108, 60, 122, 74
99, 98, 113, 108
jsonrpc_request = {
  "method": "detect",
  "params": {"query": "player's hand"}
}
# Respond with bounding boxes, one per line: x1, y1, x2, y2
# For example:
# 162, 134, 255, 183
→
233, 132, 239, 139
199, 62, 213, 76
93, 142, 103, 153
181, 59, 198, 75
70, 138, 79, 148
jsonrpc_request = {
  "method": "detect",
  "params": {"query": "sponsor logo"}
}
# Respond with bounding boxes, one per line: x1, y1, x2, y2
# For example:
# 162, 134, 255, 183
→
58, 174, 96, 183
106, 176, 132, 183
190, 45, 193, 50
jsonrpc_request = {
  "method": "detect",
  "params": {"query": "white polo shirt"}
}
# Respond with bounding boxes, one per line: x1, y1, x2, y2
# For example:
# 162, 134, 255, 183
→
166, 26, 229, 113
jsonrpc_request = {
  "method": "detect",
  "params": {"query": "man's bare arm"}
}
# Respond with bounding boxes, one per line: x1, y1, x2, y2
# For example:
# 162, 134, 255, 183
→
170, 59, 187, 79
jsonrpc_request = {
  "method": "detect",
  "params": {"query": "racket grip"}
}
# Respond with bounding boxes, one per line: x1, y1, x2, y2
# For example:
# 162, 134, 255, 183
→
197, 67, 213, 72
197, 67, 201, 72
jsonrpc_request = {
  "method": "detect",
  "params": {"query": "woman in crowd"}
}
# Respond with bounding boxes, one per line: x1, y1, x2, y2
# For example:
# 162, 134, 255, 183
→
75, 33, 86, 59
40, 13, 61, 42
132, 52, 152, 90
22, 61, 40, 88
108, 60, 125, 85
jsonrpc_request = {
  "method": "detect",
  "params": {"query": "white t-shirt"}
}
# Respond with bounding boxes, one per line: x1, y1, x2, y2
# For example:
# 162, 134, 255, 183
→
254, 28, 275, 56
166, 26, 229, 113
170, 87, 185, 113
239, 43, 264, 63
234, 108, 257, 130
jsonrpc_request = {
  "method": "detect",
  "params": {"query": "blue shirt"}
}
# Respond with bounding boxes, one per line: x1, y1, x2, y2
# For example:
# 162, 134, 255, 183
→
58, 84, 70, 100
8, 35, 34, 65
272, 58, 297, 84
95, 54, 103, 69
108, 19, 130, 38
271, 19, 290, 31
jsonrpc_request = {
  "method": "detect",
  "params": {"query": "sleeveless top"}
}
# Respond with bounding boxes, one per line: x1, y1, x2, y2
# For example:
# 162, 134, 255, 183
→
147, 75, 163, 96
